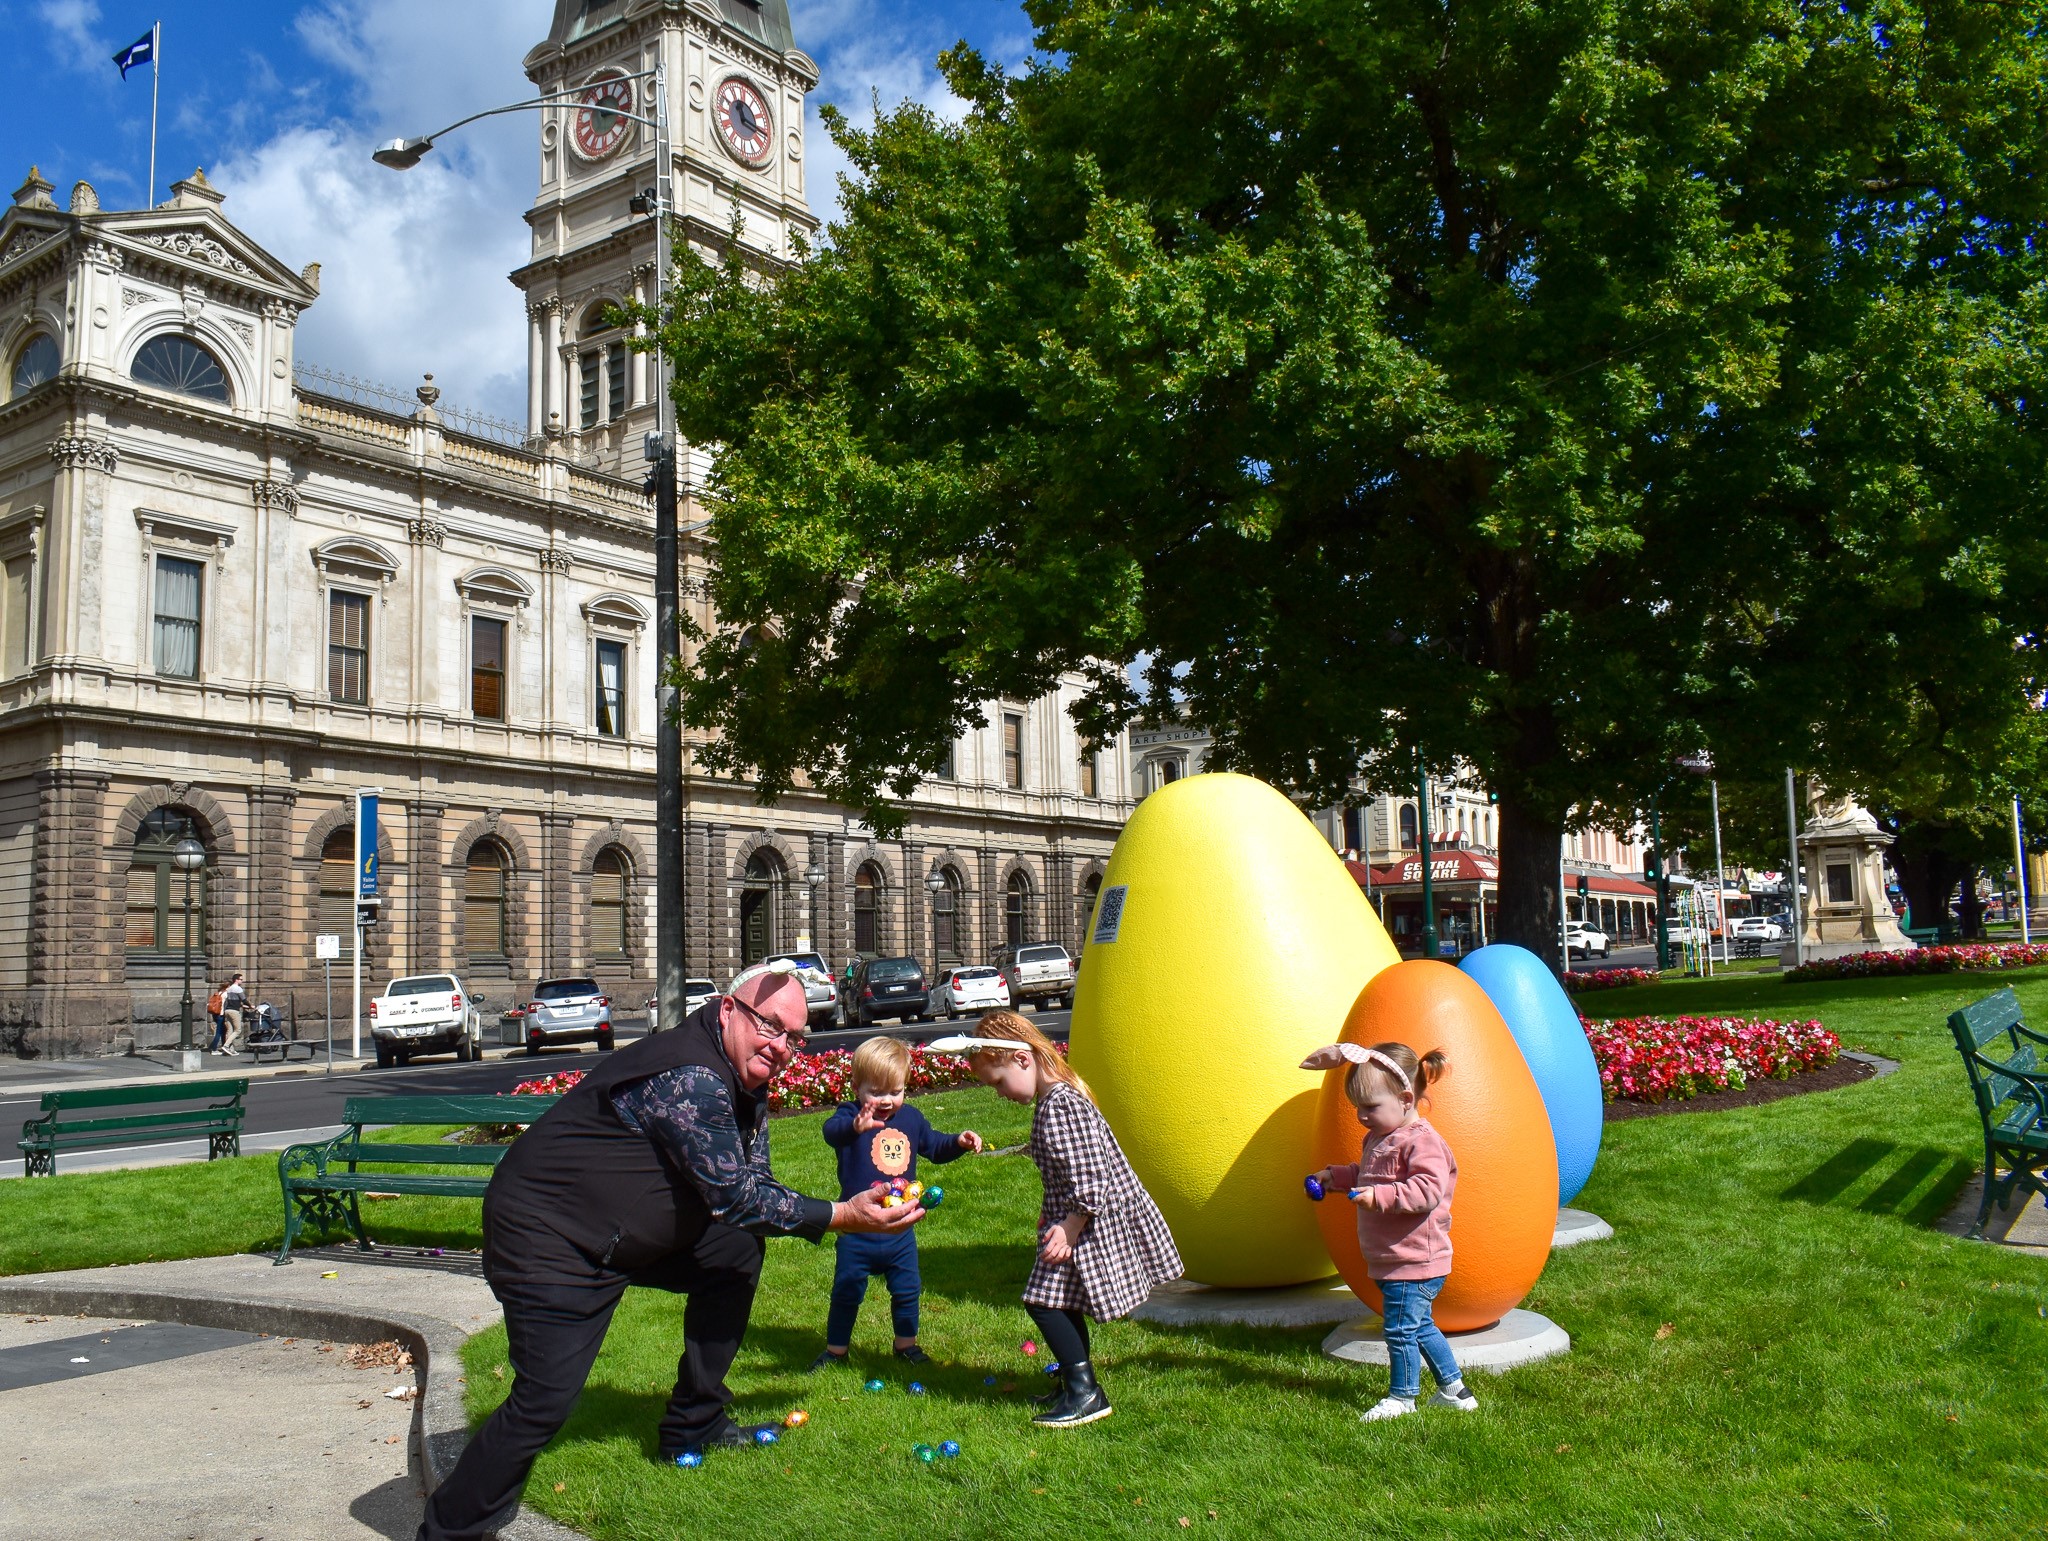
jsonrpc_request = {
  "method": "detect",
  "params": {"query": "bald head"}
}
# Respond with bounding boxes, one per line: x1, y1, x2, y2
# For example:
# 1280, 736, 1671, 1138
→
719, 966, 809, 1090
731, 968, 804, 1016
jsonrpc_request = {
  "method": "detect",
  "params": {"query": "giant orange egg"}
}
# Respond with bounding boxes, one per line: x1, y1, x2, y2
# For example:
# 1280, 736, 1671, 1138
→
1311, 960, 1558, 1332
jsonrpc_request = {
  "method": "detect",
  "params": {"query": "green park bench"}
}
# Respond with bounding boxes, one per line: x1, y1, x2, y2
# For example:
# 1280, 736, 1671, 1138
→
274, 1094, 559, 1264
17, 1078, 248, 1177
1947, 987, 2048, 1238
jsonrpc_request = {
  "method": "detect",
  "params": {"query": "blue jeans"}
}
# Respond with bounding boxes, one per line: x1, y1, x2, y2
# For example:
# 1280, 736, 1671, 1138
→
1379, 1276, 1460, 1400
825, 1231, 921, 1347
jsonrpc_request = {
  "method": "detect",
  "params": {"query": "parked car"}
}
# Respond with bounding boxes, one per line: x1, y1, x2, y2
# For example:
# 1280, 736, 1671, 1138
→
842, 956, 930, 1028
761, 951, 837, 1027
368, 974, 483, 1068
645, 978, 722, 1034
931, 965, 1011, 1020
1731, 915, 1786, 943
1564, 920, 1611, 959
501, 976, 614, 1057
993, 942, 1076, 1011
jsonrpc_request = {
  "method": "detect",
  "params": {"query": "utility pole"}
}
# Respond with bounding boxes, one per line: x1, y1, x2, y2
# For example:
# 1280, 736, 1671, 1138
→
1417, 756, 1437, 961
1651, 799, 1670, 972
1785, 769, 1803, 969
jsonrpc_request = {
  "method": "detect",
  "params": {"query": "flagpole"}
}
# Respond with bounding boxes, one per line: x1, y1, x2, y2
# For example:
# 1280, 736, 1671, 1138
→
147, 21, 160, 207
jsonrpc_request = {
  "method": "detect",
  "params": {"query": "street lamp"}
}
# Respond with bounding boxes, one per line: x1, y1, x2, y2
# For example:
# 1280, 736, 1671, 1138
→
804, 860, 824, 954
374, 68, 688, 1034
925, 869, 948, 970
171, 837, 206, 1052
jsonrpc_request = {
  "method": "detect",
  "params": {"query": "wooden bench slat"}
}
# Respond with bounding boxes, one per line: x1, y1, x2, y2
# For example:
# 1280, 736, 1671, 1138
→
1949, 989, 2048, 1235
341, 1095, 557, 1125
1952, 989, 2025, 1051
28, 1106, 243, 1138
328, 1143, 510, 1167
288, 1173, 494, 1196
39, 1079, 248, 1111
26, 1121, 240, 1152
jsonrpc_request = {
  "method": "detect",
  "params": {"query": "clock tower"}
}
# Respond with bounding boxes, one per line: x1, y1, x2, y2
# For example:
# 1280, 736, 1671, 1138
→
514, 0, 819, 472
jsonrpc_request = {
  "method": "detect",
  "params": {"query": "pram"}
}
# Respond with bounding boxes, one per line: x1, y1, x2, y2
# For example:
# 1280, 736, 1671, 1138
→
245, 1001, 317, 1062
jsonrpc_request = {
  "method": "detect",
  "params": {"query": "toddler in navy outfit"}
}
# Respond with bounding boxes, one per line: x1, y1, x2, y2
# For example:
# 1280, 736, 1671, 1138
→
811, 1037, 981, 1369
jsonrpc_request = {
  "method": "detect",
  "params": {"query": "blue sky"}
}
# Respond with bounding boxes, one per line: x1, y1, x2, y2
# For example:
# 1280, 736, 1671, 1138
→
0, 0, 1033, 423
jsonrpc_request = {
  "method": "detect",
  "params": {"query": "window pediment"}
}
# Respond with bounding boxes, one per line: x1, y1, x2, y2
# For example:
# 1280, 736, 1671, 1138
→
581, 592, 648, 630
136, 507, 235, 551
312, 536, 398, 583
455, 565, 533, 608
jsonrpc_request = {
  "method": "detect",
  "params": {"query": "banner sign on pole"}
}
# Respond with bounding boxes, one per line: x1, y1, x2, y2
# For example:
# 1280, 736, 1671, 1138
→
357, 792, 379, 899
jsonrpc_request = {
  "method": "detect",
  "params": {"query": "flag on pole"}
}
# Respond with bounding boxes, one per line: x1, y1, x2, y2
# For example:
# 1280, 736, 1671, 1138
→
112, 28, 155, 78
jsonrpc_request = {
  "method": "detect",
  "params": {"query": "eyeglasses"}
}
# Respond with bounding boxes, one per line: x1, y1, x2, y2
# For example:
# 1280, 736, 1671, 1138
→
731, 994, 806, 1051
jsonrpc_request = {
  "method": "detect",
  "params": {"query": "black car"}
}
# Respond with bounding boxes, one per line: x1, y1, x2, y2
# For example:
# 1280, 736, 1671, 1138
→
842, 956, 930, 1028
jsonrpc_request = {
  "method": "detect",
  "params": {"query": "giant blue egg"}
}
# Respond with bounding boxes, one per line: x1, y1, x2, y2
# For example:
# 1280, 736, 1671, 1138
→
1459, 943, 1603, 1204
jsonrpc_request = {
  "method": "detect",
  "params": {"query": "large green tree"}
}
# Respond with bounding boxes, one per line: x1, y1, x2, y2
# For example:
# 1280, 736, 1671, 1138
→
662, 0, 2048, 964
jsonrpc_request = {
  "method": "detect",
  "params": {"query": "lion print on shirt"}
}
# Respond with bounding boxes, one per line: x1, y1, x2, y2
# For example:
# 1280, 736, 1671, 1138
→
870, 1126, 913, 1177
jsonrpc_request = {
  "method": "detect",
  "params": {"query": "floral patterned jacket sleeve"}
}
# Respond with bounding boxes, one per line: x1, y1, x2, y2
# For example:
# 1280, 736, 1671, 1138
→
613, 1067, 834, 1241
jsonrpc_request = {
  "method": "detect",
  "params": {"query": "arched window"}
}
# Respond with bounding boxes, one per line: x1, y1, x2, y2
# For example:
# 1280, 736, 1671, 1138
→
318, 827, 357, 960
932, 868, 964, 964
853, 862, 881, 955
591, 847, 629, 958
1399, 803, 1418, 850
10, 334, 59, 397
1159, 760, 1181, 787
1080, 873, 1103, 944
741, 849, 783, 966
465, 841, 509, 957
1005, 871, 1030, 949
125, 809, 206, 955
131, 334, 229, 403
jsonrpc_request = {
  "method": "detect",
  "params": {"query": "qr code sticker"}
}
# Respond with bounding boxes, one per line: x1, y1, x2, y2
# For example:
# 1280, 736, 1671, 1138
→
1091, 884, 1128, 946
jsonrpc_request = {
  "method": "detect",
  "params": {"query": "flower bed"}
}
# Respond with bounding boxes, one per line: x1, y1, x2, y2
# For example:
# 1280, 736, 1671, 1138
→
1562, 966, 1662, 994
1584, 1013, 1840, 1103
1786, 941, 2048, 983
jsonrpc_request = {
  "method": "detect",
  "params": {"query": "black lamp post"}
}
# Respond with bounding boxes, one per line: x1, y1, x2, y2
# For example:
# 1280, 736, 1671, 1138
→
172, 837, 206, 1051
925, 869, 947, 970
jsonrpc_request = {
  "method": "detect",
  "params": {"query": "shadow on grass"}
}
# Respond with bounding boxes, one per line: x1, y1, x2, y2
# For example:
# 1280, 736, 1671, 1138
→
1779, 1139, 1974, 1227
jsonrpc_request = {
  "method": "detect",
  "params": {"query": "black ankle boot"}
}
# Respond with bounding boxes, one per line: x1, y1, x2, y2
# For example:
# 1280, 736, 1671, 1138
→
1031, 1368, 1065, 1409
1030, 1358, 1112, 1427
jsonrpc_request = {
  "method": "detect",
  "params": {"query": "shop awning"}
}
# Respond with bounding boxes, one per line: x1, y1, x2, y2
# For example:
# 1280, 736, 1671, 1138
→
1354, 850, 1500, 887
1579, 871, 1656, 899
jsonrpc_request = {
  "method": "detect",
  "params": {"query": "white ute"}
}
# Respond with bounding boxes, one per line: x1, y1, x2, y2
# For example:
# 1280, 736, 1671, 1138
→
369, 974, 483, 1067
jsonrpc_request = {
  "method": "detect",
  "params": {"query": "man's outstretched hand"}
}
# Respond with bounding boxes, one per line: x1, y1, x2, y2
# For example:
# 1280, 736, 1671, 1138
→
830, 1187, 923, 1234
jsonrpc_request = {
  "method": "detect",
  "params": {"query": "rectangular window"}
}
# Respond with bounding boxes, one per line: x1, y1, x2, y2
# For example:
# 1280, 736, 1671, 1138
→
471, 615, 506, 721
936, 741, 955, 781
1826, 864, 1854, 904
327, 590, 369, 704
1003, 713, 1023, 789
579, 355, 600, 430
125, 865, 160, 949
152, 555, 202, 678
607, 346, 627, 421
1078, 743, 1097, 798
590, 868, 627, 955
595, 638, 626, 737
2, 554, 30, 675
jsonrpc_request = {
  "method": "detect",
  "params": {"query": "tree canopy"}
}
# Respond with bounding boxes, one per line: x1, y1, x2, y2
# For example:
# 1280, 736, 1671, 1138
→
662, 0, 2048, 963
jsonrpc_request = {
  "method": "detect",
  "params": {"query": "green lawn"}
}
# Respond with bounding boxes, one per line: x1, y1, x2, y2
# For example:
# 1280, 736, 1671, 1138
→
6, 972, 2047, 1537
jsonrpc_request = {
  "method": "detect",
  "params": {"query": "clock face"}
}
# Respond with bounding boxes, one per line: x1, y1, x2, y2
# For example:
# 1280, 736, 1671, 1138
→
714, 76, 773, 168
572, 73, 634, 161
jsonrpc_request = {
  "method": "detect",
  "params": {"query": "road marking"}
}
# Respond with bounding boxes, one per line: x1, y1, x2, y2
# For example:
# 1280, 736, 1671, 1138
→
2, 1124, 346, 1180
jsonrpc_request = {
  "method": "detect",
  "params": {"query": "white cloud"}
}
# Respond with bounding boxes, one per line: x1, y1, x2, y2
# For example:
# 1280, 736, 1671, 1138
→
209, 1, 550, 427
36, 0, 115, 76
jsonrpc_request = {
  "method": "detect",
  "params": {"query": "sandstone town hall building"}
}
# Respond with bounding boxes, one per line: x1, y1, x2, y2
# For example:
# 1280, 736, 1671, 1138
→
0, 0, 1131, 1057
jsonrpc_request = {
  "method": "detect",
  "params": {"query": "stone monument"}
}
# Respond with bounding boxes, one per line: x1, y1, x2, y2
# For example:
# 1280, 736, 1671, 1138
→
1786, 791, 1913, 963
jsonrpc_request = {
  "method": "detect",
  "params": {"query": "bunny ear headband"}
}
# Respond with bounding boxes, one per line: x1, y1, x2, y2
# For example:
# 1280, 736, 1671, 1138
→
926, 1034, 1025, 1054
1298, 1042, 1412, 1091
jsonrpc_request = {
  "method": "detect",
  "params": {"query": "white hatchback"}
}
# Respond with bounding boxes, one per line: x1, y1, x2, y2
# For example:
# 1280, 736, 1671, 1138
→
931, 965, 1011, 1019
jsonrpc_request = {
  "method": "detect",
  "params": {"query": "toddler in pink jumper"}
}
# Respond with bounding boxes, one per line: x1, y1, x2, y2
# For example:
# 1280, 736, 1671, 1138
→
1303, 1039, 1479, 1423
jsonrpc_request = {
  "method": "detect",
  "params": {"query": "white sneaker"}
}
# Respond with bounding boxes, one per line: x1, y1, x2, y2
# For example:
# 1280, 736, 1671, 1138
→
1429, 1382, 1479, 1412
1360, 1396, 1416, 1422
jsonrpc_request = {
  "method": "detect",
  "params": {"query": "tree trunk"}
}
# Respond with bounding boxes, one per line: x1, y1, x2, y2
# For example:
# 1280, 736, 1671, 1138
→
1495, 791, 1566, 973
1958, 869, 1985, 940
1892, 839, 1963, 938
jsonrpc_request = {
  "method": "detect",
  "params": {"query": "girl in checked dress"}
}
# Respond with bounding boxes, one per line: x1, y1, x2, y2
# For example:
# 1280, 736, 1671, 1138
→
942, 1010, 1181, 1427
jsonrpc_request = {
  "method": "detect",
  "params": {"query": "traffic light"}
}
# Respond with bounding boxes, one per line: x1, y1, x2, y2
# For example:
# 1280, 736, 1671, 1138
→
1576, 873, 1590, 902
1644, 853, 1661, 883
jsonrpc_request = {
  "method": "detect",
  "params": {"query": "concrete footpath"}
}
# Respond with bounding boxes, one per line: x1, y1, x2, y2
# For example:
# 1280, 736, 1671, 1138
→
0, 1246, 584, 1541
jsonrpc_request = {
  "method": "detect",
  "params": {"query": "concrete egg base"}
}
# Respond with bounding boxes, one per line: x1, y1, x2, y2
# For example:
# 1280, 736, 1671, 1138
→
1134, 1276, 1366, 1329
1552, 1207, 1614, 1249
1322, 1307, 1570, 1372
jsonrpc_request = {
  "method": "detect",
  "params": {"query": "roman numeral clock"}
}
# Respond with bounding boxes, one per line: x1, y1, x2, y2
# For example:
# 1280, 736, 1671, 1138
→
714, 75, 774, 168
571, 70, 634, 161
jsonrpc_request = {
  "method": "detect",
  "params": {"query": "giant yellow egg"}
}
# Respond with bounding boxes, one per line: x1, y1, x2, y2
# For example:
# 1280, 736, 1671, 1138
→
1069, 773, 1402, 1286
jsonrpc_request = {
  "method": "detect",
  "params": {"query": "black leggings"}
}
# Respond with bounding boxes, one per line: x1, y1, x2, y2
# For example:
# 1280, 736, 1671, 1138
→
1025, 1304, 1093, 1365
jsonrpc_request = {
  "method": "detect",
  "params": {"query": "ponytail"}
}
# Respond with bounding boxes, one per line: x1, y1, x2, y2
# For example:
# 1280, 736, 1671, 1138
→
964, 1008, 1094, 1103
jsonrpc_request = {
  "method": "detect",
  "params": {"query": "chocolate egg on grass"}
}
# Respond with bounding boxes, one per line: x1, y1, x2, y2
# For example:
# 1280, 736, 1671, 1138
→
1070, 772, 1402, 1286
1311, 960, 1558, 1333
1459, 943, 1604, 1204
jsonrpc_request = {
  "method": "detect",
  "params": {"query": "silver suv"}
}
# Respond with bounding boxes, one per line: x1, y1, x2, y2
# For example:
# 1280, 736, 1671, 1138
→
504, 977, 615, 1056
994, 942, 1075, 1011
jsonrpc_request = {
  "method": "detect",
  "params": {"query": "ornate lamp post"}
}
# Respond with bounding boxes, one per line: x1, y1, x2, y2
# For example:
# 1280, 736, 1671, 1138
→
925, 869, 947, 970
803, 860, 824, 954
172, 837, 207, 1053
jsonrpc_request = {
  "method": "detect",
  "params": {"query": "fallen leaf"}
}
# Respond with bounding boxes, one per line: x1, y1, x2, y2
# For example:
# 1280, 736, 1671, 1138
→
554, 1483, 565, 1493
1209, 1513, 1219, 1521
385, 1436, 400, 1445
492, 1366, 504, 1380
1654, 1322, 1675, 1340
1556, 1443, 1572, 1453
1180, 1521, 1192, 1530
1946, 1413, 1959, 1423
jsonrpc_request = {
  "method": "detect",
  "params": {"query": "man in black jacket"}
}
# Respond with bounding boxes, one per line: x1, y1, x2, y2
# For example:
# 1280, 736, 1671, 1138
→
419, 964, 918, 1541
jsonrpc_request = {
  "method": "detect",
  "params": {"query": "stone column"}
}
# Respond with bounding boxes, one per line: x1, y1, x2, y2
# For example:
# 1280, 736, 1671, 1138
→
30, 767, 113, 1056
542, 810, 574, 974
527, 304, 546, 436
543, 300, 565, 434
979, 845, 999, 957
409, 802, 445, 973
246, 786, 297, 992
